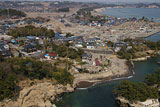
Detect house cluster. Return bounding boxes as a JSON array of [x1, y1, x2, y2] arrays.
[[113, 41, 132, 52], [53, 32, 76, 42], [139, 24, 152, 33], [0, 20, 17, 35], [82, 53, 92, 63], [0, 17, 50, 35], [74, 36, 107, 50], [17, 17, 50, 25], [0, 40, 11, 58], [0, 34, 60, 61], [81, 52, 111, 72], [53, 32, 107, 50], [59, 18, 72, 27], [69, 13, 139, 27]]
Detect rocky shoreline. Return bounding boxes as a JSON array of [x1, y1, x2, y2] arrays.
[[0, 56, 155, 107], [0, 80, 74, 107], [143, 31, 160, 38], [76, 61, 134, 89], [131, 51, 160, 62], [0, 58, 135, 107], [116, 97, 160, 107]]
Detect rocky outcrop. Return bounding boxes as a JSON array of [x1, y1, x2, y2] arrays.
[[116, 97, 160, 107], [0, 81, 74, 107], [131, 57, 148, 61]]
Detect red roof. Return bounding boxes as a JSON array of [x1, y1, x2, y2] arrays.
[[48, 52, 57, 57], [66, 105, 70, 107], [95, 58, 100, 66]]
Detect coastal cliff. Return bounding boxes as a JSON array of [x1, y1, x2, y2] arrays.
[[0, 80, 74, 107], [116, 97, 159, 107]]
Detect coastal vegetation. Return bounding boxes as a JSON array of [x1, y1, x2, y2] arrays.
[[8, 25, 55, 38], [114, 80, 159, 102], [117, 47, 136, 60], [117, 39, 160, 60], [145, 40, 160, 50], [0, 57, 74, 101], [0, 66, 17, 101], [76, 7, 106, 22], [145, 68, 160, 87], [114, 68, 160, 103], [0, 9, 26, 17]]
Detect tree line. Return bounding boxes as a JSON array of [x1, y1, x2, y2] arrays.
[[0, 9, 26, 17], [0, 57, 74, 101], [114, 68, 160, 102], [8, 25, 55, 38], [117, 39, 160, 60], [51, 43, 84, 60]]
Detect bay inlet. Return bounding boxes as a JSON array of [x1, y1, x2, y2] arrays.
[[56, 8, 160, 107]]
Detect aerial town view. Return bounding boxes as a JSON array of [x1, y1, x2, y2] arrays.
[[0, 0, 160, 107]]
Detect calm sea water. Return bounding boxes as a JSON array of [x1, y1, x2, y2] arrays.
[[56, 8, 160, 107], [102, 8, 160, 22], [56, 56, 160, 107], [144, 32, 160, 42]]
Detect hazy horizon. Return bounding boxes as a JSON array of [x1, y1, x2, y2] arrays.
[[2, 0, 160, 3]]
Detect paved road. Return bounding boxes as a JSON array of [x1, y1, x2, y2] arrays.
[[81, 48, 113, 54]]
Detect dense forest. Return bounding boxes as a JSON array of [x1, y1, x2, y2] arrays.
[[0, 9, 26, 17], [114, 68, 160, 102], [0, 57, 74, 101], [8, 25, 55, 38]]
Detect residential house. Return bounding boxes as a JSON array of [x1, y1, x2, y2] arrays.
[[86, 38, 96, 43], [65, 23, 72, 27], [140, 26, 147, 31], [11, 39, 18, 45], [0, 35, 12, 41], [53, 32, 63, 40], [0, 40, 11, 57], [114, 42, 127, 52], [0, 40, 9, 50], [26, 36, 39, 45], [44, 52, 58, 60], [95, 58, 100, 66], [39, 39, 45, 45], [82, 53, 92, 63], [74, 36, 84, 48], [87, 42, 95, 49], [95, 37, 101, 42], [16, 37, 27, 42], [75, 39, 83, 48], [22, 44, 36, 53], [29, 50, 45, 59], [53, 40, 63, 45]]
